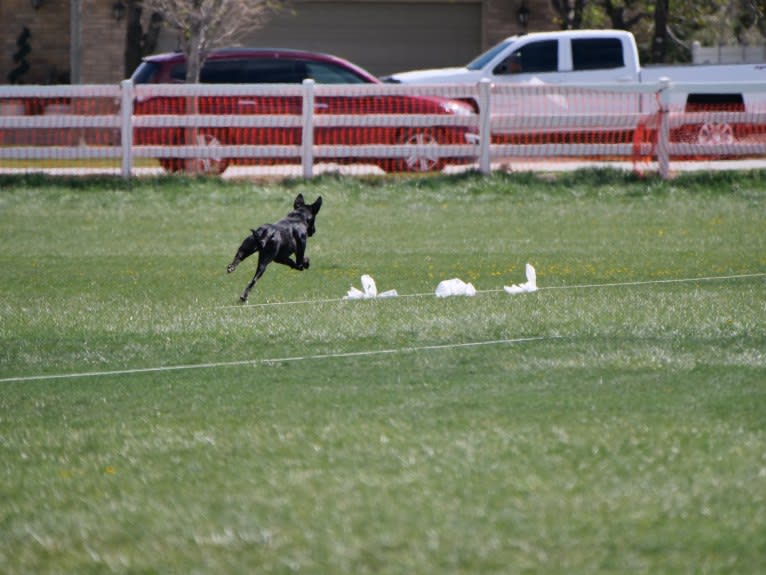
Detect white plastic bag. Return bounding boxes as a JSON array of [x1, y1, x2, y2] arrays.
[[344, 274, 398, 300], [504, 263, 538, 295], [435, 278, 477, 298]]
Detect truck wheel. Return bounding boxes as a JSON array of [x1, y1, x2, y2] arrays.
[[697, 122, 734, 146]]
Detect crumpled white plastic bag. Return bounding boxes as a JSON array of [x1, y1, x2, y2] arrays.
[[435, 278, 477, 298], [504, 263, 538, 295], [344, 274, 398, 300]]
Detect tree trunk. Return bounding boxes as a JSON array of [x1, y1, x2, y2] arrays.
[[124, 1, 143, 78], [651, 0, 669, 63]]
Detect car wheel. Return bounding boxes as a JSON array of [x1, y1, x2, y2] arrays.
[[697, 122, 734, 146], [157, 131, 229, 175], [158, 158, 183, 172], [187, 132, 229, 175], [392, 129, 443, 173]]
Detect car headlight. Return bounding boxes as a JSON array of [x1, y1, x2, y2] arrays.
[[442, 100, 475, 116]]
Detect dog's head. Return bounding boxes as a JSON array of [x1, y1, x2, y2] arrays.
[[293, 193, 323, 237], [226, 231, 260, 273]]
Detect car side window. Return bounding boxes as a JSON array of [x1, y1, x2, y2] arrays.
[[167, 62, 244, 83], [243, 60, 308, 83], [572, 38, 625, 71], [169, 63, 186, 82], [494, 40, 558, 75], [305, 61, 368, 84], [200, 61, 246, 83]]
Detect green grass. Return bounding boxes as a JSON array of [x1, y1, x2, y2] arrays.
[[1, 170, 765, 574]]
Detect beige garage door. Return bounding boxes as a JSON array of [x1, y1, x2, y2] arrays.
[[243, 1, 482, 77]]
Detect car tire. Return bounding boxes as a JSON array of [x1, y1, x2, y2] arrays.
[[158, 131, 229, 175], [384, 128, 444, 173], [696, 122, 734, 146]]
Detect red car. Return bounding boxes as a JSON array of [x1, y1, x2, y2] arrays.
[[130, 48, 477, 173]]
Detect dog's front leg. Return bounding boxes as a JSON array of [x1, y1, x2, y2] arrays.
[[274, 256, 309, 271], [291, 229, 310, 271], [293, 241, 310, 270]]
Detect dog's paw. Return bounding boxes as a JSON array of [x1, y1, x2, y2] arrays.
[[239, 294, 248, 303], [227, 264, 236, 273], [302, 258, 310, 270]]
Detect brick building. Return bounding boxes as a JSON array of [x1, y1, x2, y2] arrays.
[[1, 0, 556, 85]]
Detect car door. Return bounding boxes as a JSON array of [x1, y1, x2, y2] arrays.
[[235, 59, 305, 148]]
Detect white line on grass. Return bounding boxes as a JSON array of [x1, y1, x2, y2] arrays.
[[4, 272, 762, 384], [0, 336, 559, 384], [218, 272, 766, 310], [537, 272, 766, 291]]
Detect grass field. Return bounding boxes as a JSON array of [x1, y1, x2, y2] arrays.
[[1, 170, 765, 574]]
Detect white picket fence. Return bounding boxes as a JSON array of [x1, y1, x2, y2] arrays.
[[2, 79, 766, 179], [692, 41, 766, 65]]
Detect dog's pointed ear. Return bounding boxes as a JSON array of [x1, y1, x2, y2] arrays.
[[311, 196, 323, 215], [250, 228, 258, 236], [294, 193, 305, 209]]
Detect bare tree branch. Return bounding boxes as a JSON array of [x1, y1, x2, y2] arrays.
[[141, 0, 283, 81]]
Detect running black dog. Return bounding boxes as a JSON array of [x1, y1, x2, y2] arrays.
[[227, 194, 323, 302]]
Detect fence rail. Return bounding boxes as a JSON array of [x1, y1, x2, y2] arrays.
[[1, 79, 766, 179]]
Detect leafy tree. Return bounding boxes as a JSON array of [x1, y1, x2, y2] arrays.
[[550, 0, 588, 28], [555, 0, 765, 63]]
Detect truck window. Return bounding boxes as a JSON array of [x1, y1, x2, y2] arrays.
[[572, 38, 625, 71], [467, 39, 515, 71], [495, 40, 557, 75]]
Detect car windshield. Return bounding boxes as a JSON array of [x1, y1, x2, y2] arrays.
[[130, 61, 160, 84], [466, 39, 516, 70]]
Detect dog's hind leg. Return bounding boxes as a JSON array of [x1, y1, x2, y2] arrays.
[[240, 253, 272, 302]]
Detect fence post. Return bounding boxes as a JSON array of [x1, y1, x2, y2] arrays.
[[301, 79, 315, 179], [120, 79, 133, 179], [657, 78, 671, 179], [478, 78, 491, 175]]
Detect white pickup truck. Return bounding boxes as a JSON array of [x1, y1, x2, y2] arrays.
[[385, 29, 766, 145], [386, 29, 764, 91]]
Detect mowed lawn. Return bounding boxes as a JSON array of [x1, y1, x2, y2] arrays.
[[0, 171, 764, 574]]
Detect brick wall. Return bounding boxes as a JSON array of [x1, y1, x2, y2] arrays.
[[0, 0, 126, 85], [485, 0, 557, 46], [79, 0, 127, 83], [1, 0, 554, 85]]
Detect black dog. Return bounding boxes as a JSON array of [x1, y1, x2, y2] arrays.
[[227, 193, 323, 302]]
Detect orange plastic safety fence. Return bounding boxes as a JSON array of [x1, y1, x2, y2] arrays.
[[0, 96, 117, 147]]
